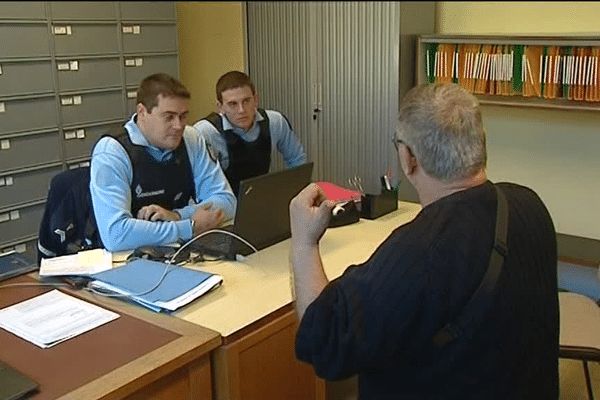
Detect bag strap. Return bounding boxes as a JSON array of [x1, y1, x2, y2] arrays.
[[432, 185, 509, 346]]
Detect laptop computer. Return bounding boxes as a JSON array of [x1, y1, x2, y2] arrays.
[[188, 162, 314, 259], [0, 360, 39, 400], [0, 253, 37, 283]]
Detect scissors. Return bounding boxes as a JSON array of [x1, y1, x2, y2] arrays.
[[348, 175, 364, 194]]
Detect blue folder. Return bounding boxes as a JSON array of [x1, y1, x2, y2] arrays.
[[88, 259, 223, 312]]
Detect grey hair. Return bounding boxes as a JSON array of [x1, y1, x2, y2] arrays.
[[397, 83, 487, 182]]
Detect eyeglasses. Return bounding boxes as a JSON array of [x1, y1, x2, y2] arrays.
[[391, 137, 406, 152], [392, 137, 414, 157]]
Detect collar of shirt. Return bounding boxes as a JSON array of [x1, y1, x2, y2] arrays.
[[221, 109, 264, 141], [126, 114, 175, 162]]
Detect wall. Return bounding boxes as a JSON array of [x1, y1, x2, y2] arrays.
[[176, 2, 245, 124], [437, 2, 600, 35], [437, 2, 600, 258]]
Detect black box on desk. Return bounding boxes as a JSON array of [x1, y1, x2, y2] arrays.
[[360, 190, 398, 219]]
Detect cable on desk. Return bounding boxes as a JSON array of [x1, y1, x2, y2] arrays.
[[85, 261, 174, 299], [169, 228, 259, 264]]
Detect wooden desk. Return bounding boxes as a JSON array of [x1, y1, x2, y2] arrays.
[[174, 201, 422, 399], [0, 275, 221, 400]]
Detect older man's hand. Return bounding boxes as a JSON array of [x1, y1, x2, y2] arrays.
[[289, 183, 336, 246]]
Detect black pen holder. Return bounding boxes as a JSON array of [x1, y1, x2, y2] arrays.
[[360, 190, 398, 220]]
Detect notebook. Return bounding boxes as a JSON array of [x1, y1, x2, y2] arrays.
[[0, 360, 39, 400], [189, 162, 314, 259]]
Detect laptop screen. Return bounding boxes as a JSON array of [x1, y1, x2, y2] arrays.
[[233, 162, 314, 252], [186, 162, 314, 259]]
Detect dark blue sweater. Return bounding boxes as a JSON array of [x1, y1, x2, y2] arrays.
[[296, 181, 558, 399]]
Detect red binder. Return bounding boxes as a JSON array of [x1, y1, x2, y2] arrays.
[[315, 181, 361, 203]]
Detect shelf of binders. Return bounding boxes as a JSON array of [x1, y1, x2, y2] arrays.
[[417, 35, 600, 111]]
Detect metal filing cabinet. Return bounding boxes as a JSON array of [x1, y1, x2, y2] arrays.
[[0, 61, 54, 96], [56, 57, 122, 91], [0, 2, 179, 259], [0, 24, 51, 58], [121, 1, 179, 118], [63, 121, 123, 162], [0, 166, 63, 209]]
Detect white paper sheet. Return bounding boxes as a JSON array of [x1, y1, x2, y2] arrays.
[[0, 290, 119, 348]]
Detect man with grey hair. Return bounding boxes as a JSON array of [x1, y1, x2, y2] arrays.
[[290, 83, 558, 399]]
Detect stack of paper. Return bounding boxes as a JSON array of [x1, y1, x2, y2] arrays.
[[0, 290, 119, 348], [88, 259, 223, 312], [39, 248, 113, 277]]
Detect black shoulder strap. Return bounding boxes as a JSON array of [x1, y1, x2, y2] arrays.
[[257, 108, 269, 121], [432, 185, 509, 346], [203, 112, 224, 133]]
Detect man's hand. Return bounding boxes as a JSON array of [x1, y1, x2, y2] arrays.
[[137, 204, 181, 222], [290, 183, 336, 246], [289, 183, 334, 320], [191, 202, 224, 236]]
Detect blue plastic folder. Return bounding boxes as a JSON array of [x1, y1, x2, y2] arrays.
[[88, 259, 223, 312]]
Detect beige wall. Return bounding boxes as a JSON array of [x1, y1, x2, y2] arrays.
[[437, 2, 600, 241], [437, 2, 600, 35], [177, 2, 245, 123]]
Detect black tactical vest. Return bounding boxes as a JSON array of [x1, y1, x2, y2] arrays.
[[103, 130, 196, 216], [203, 109, 271, 195]]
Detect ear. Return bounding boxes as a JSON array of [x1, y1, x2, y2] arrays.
[[254, 92, 260, 108], [136, 102, 147, 117], [216, 100, 223, 114], [398, 145, 417, 177]]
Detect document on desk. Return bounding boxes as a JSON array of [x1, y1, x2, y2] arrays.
[[0, 289, 119, 348], [39, 248, 113, 277]]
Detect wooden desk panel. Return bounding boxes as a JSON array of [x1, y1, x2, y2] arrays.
[[213, 305, 325, 400]]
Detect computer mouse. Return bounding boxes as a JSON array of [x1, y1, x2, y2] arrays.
[[329, 200, 360, 228], [130, 245, 192, 263], [131, 245, 166, 261], [163, 246, 192, 264]]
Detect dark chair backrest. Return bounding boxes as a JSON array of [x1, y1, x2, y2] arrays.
[[37, 166, 102, 263]]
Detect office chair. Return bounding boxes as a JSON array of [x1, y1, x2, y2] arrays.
[[557, 258, 600, 305], [559, 292, 600, 400]]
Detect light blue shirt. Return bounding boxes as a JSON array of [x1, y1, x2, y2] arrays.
[[193, 109, 307, 170], [90, 115, 236, 252]]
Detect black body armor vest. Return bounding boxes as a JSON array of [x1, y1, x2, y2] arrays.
[[203, 109, 271, 195], [104, 130, 196, 216]]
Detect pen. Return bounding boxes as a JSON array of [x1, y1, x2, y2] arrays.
[[382, 175, 391, 191], [385, 167, 392, 191], [348, 175, 364, 194]]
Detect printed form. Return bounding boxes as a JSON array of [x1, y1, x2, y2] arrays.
[[0, 290, 119, 348]]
